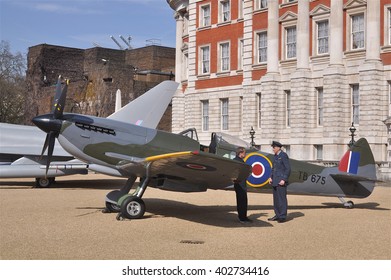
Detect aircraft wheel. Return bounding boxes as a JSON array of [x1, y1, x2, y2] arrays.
[[105, 202, 120, 213], [120, 196, 145, 219], [345, 201, 354, 209], [35, 177, 54, 188]]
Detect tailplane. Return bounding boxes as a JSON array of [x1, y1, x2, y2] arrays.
[[108, 80, 178, 128]]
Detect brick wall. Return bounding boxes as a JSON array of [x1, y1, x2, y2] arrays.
[[26, 44, 175, 131]]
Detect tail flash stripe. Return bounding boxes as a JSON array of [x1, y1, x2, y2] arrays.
[[338, 151, 360, 174], [349, 151, 360, 174]]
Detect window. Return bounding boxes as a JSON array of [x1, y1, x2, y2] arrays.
[[285, 90, 291, 127], [317, 20, 329, 54], [219, 42, 230, 72], [200, 46, 210, 74], [389, 82, 391, 117], [286, 26, 297, 59], [257, 93, 262, 128], [220, 0, 230, 23], [200, 5, 211, 27], [238, 39, 244, 70], [351, 14, 364, 49], [239, 96, 243, 131], [256, 0, 267, 9], [352, 84, 360, 125], [257, 32, 267, 63], [385, 7, 391, 46], [389, 81, 391, 105], [202, 100, 209, 131], [182, 52, 188, 81], [389, 8, 391, 44], [315, 145, 323, 161], [317, 87, 324, 126], [221, 98, 229, 130], [238, 0, 244, 19]]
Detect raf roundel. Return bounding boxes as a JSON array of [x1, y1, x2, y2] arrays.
[[244, 152, 273, 188]]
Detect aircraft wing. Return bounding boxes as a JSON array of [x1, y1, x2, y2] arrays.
[[0, 122, 70, 157], [115, 151, 252, 192]]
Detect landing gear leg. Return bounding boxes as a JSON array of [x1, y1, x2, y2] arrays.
[[103, 175, 137, 213], [116, 177, 150, 220], [338, 197, 354, 209]]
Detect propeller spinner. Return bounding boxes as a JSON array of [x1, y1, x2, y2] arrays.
[[32, 77, 69, 177]]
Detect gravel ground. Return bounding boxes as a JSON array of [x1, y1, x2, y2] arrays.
[[0, 174, 390, 260]]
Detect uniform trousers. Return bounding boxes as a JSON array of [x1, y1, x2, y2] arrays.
[[234, 182, 248, 220], [272, 185, 288, 219]]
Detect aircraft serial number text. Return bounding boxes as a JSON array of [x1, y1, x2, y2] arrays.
[[299, 172, 326, 185]]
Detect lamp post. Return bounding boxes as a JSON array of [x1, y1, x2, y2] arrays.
[[349, 122, 356, 147], [249, 126, 255, 147]]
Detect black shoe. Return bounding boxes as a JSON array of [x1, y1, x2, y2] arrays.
[[239, 218, 253, 223], [267, 216, 278, 221], [277, 218, 286, 223]]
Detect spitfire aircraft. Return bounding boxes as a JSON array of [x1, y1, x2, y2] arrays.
[[32, 78, 378, 220]]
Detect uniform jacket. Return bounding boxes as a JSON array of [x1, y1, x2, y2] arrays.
[[233, 156, 247, 189], [271, 151, 291, 186]]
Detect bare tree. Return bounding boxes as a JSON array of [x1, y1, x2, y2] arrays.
[[0, 40, 27, 124]]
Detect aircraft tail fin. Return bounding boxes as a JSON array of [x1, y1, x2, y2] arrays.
[[108, 80, 179, 128], [338, 138, 376, 177], [334, 138, 377, 198]]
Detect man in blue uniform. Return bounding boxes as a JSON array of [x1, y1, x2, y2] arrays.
[[268, 141, 291, 223]]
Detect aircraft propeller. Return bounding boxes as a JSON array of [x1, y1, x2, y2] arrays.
[[32, 76, 69, 176]]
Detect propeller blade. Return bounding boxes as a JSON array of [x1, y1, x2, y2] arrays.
[[53, 79, 69, 119], [40, 133, 50, 158], [45, 131, 56, 177], [52, 76, 62, 114]]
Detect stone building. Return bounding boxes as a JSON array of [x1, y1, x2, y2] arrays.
[[167, 0, 391, 180], [26, 44, 175, 131]]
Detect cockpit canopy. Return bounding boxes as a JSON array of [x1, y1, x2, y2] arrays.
[[178, 128, 254, 159]]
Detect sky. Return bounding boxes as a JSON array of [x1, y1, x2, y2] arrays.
[[0, 0, 177, 55]]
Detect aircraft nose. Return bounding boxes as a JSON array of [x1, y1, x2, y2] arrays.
[[32, 115, 62, 134]]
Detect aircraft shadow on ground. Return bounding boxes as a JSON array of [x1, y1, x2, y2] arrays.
[[77, 197, 387, 228], [140, 198, 388, 227], [76, 199, 307, 228]]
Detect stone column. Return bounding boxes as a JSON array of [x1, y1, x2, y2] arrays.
[[296, 0, 309, 70], [174, 12, 184, 83], [323, 0, 346, 157], [242, 0, 254, 85], [266, 0, 279, 74], [260, 0, 281, 142], [366, 0, 381, 62], [287, 0, 312, 158], [329, 0, 343, 66], [323, 72, 349, 146]]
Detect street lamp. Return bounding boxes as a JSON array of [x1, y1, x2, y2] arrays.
[[249, 126, 255, 147], [349, 122, 356, 147]]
